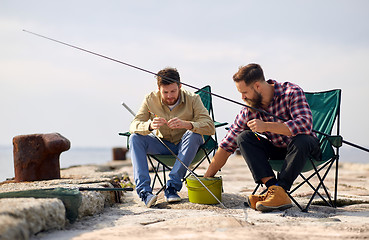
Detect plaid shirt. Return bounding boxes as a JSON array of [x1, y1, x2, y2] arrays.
[[220, 80, 315, 153]]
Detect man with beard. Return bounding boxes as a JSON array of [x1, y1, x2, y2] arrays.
[[204, 63, 321, 212], [129, 67, 215, 208]]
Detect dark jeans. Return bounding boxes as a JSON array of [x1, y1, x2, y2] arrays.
[[236, 130, 321, 191]]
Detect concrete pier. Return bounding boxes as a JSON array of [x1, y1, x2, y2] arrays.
[[0, 161, 132, 240]]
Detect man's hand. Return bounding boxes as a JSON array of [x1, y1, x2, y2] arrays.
[[247, 119, 267, 133], [150, 117, 193, 130], [167, 117, 193, 130], [247, 119, 292, 136], [150, 117, 167, 130]]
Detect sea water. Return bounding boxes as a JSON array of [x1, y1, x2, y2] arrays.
[[0, 145, 368, 182]]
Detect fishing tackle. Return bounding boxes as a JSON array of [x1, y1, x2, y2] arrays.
[[23, 30, 369, 153]]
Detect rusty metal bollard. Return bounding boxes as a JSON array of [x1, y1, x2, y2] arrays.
[[13, 133, 71, 182], [112, 147, 128, 160]]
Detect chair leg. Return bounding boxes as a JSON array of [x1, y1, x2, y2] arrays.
[[334, 155, 340, 207], [147, 156, 165, 191], [308, 158, 336, 206], [156, 163, 168, 195], [183, 157, 202, 179], [148, 155, 178, 195], [183, 148, 213, 180], [286, 192, 304, 211], [290, 159, 332, 195], [156, 185, 166, 195], [299, 174, 331, 208], [300, 158, 337, 211], [252, 184, 262, 195], [252, 184, 268, 195]]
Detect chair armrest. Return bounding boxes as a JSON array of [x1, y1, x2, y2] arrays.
[[118, 132, 131, 149], [325, 135, 343, 148], [119, 132, 131, 137], [214, 121, 228, 128]]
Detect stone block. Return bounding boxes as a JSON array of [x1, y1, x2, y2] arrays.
[[0, 215, 29, 240], [13, 133, 70, 182], [0, 198, 65, 240]]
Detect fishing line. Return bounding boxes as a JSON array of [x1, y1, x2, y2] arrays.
[[22, 29, 273, 119], [23, 29, 369, 153]]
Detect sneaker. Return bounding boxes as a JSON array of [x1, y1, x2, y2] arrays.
[[165, 187, 181, 203], [245, 192, 268, 210], [255, 185, 293, 212], [139, 191, 157, 208]]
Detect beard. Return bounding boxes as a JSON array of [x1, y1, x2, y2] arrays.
[[244, 89, 263, 112], [163, 96, 179, 106]]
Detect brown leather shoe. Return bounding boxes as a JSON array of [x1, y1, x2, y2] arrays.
[[255, 185, 292, 212], [246, 193, 268, 210]]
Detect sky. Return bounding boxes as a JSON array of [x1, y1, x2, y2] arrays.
[[1, 0, 369, 157]]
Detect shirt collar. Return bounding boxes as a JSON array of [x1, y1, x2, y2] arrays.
[[179, 89, 185, 103], [267, 79, 283, 98]]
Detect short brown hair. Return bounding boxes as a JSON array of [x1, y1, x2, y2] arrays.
[[156, 67, 180, 87], [233, 63, 265, 85]]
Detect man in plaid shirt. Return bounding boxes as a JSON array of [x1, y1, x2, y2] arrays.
[[204, 63, 321, 212]]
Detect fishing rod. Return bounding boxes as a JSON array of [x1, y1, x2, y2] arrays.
[[23, 30, 369, 153], [121, 102, 226, 208]]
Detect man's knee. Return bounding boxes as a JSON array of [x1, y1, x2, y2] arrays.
[[129, 133, 146, 146], [192, 132, 203, 143], [289, 134, 321, 159], [184, 131, 203, 145], [236, 130, 254, 146], [289, 135, 311, 150]]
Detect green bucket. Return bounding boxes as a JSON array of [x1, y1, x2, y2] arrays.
[[185, 175, 222, 204]]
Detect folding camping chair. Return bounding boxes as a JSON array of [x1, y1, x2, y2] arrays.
[[252, 89, 342, 212], [120, 85, 227, 194]]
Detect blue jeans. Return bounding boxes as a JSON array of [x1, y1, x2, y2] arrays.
[[129, 131, 204, 196]]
